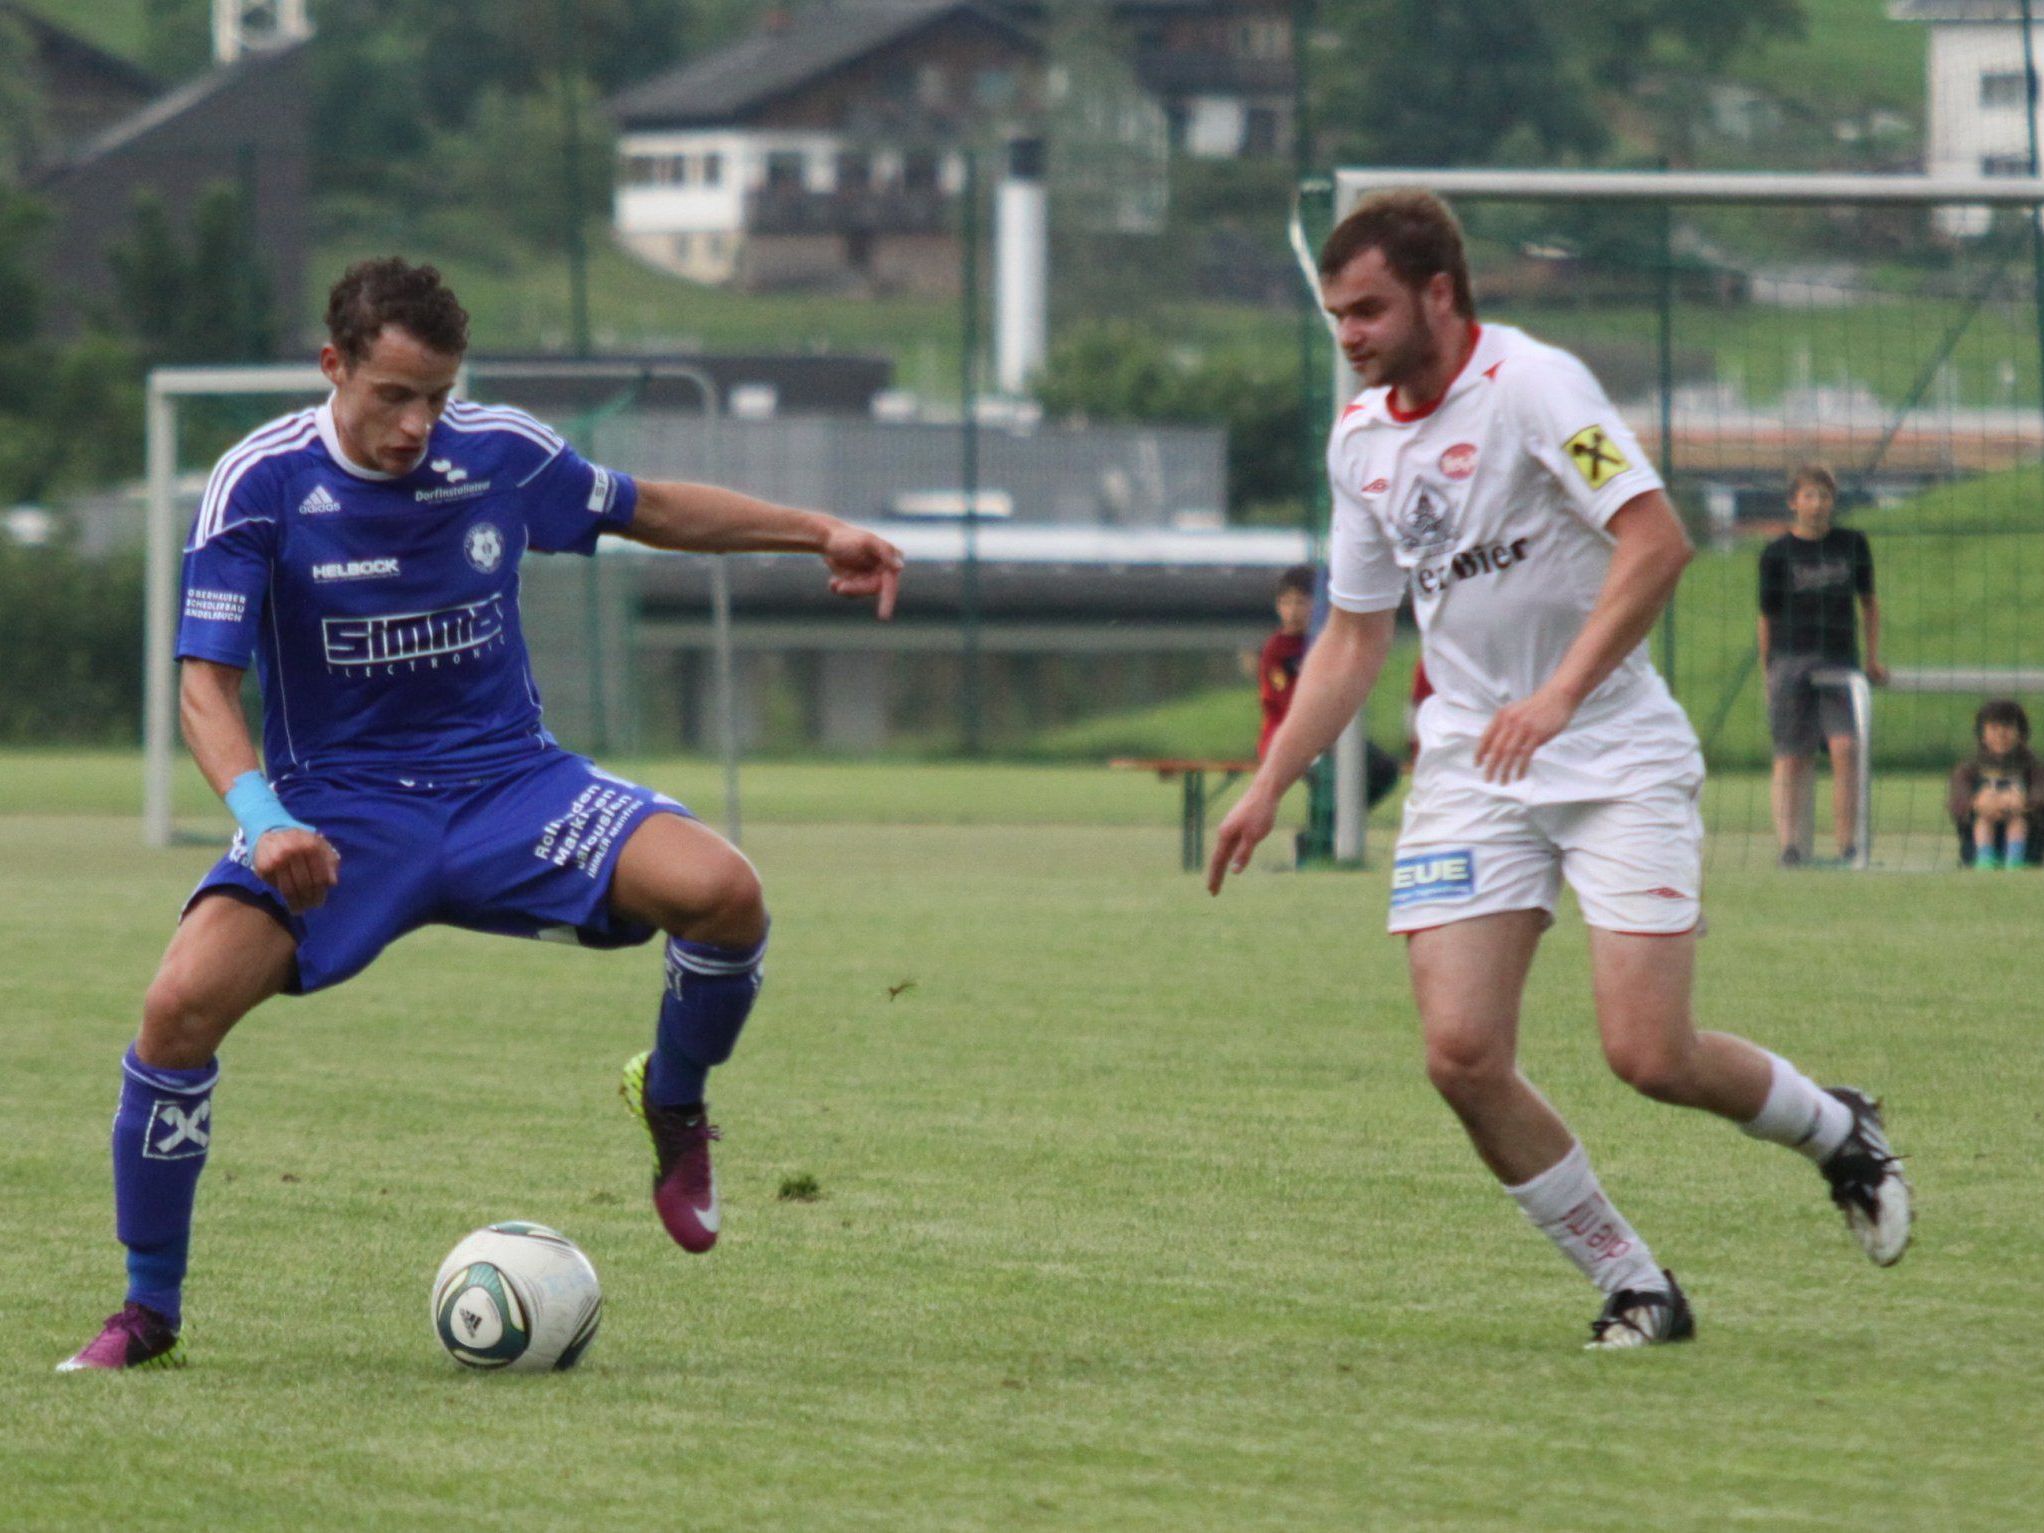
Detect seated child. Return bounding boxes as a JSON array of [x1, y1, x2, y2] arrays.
[[1947, 699, 2044, 869]]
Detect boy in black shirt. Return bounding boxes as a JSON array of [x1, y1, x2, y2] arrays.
[[1758, 465, 1886, 865]]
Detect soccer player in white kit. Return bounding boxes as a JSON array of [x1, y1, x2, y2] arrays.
[[1209, 190, 1912, 1347]]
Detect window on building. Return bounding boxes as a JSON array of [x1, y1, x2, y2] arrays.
[[1234, 20, 1283, 59], [766, 151, 805, 191], [918, 63, 948, 108], [1983, 153, 2034, 177], [1244, 107, 1280, 157], [974, 68, 1015, 110], [837, 151, 872, 192], [903, 150, 939, 191], [702, 152, 723, 187], [1982, 71, 2032, 110]]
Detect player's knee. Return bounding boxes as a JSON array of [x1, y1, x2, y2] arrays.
[[1602, 1034, 1694, 1103], [1423, 1030, 1513, 1105], [701, 856, 766, 941], [660, 854, 766, 947], [139, 965, 239, 1068]]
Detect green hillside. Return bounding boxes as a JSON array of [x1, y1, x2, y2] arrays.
[[1735, 0, 1925, 117], [15, 0, 150, 64], [1674, 467, 2042, 770]]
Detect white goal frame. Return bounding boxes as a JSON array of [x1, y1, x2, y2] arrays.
[[1307, 166, 2044, 869], [144, 365, 335, 847]]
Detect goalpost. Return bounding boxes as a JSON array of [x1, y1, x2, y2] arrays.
[[1307, 167, 2044, 872], [143, 365, 330, 848]]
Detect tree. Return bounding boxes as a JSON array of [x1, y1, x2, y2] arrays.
[[143, 0, 214, 83], [0, 13, 44, 180], [1315, 0, 1808, 167], [421, 79, 615, 254], [1034, 322, 1311, 519], [106, 184, 274, 366]]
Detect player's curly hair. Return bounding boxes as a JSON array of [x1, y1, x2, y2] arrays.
[[1318, 189, 1475, 318], [325, 257, 470, 364]]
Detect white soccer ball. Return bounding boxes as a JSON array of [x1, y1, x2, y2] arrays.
[[431, 1221, 602, 1372]]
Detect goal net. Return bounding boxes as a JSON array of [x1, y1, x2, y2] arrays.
[[1317, 169, 2044, 873]]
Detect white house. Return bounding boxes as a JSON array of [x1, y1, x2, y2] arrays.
[[1891, 2, 2043, 230]]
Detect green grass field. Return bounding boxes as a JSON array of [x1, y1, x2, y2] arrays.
[[3, 757, 2040, 1530]]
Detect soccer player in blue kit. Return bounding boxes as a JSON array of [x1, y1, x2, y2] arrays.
[[58, 259, 904, 1371]]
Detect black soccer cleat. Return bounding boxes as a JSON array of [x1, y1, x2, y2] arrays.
[[1586, 1270, 1696, 1350], [1819, 1087, 1912, 1267]]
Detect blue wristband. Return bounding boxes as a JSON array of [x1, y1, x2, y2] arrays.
[[224, 770, 313, 850]]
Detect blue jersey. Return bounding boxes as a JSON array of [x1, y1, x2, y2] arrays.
[[176, 398, 638, 778]]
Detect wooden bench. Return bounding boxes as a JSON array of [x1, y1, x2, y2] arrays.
[[1110, 758, 1260, 872]]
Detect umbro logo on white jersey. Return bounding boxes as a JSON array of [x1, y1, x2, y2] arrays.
[[298, 485, 343, 516]]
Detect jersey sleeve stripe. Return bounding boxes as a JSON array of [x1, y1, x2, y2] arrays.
[[191, 418, 318, 549], [444, 400, 567, 449], [195, 414, 313, 531], [195, 417, 308, 542]]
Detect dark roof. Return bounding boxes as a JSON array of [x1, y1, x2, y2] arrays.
[[471, 354, 895, 417], [31, 37, 307, 183], [0, 3, 160, 96], [1888, 1, 2029, 19], [610, 0, 1034, 129]]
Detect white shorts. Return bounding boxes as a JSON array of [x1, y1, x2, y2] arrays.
[[1387, 726, 1705, 936]]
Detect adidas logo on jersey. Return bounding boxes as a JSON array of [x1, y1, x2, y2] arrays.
[[299, 485, 343, 516]]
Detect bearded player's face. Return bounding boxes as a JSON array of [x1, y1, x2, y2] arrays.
[[320, 325, 463, 476], [1323, 247, 1451, 392]]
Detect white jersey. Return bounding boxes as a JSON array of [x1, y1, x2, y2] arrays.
[[1327, 323, 1689, 745]]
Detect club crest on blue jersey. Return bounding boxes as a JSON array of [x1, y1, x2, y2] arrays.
[[465, 522, 505, 573], [1391, 849, 1478, 909]]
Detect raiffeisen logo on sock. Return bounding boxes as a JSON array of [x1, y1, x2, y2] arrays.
[[142, 1099, 212, 1161]]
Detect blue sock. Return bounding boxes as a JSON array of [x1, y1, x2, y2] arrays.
[[113, 1046, 219, 1327], [645, 932, 766, 1109]]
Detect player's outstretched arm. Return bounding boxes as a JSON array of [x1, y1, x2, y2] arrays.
[[1208, 606, 1396, 895], [623, 480, 904, 619], [180, 659, 339, 913], [1476, 491, 1691, 784]]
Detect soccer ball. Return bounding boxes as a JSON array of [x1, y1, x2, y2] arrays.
[[431, 1221, 602, 1372]]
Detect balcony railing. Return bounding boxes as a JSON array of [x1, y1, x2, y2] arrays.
[[744, 186, 953, 237]]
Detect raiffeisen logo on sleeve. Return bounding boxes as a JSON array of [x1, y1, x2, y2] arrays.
[[311, 557, 401, 583], [1390, 850, 1478, 910]]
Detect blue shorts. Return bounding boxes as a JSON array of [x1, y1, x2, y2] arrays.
[[187, 750, 692, 994]]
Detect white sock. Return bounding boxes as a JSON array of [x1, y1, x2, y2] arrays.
[[1505, 1142, 1666, 1297], [1740, 1051, 1852, 1163]]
